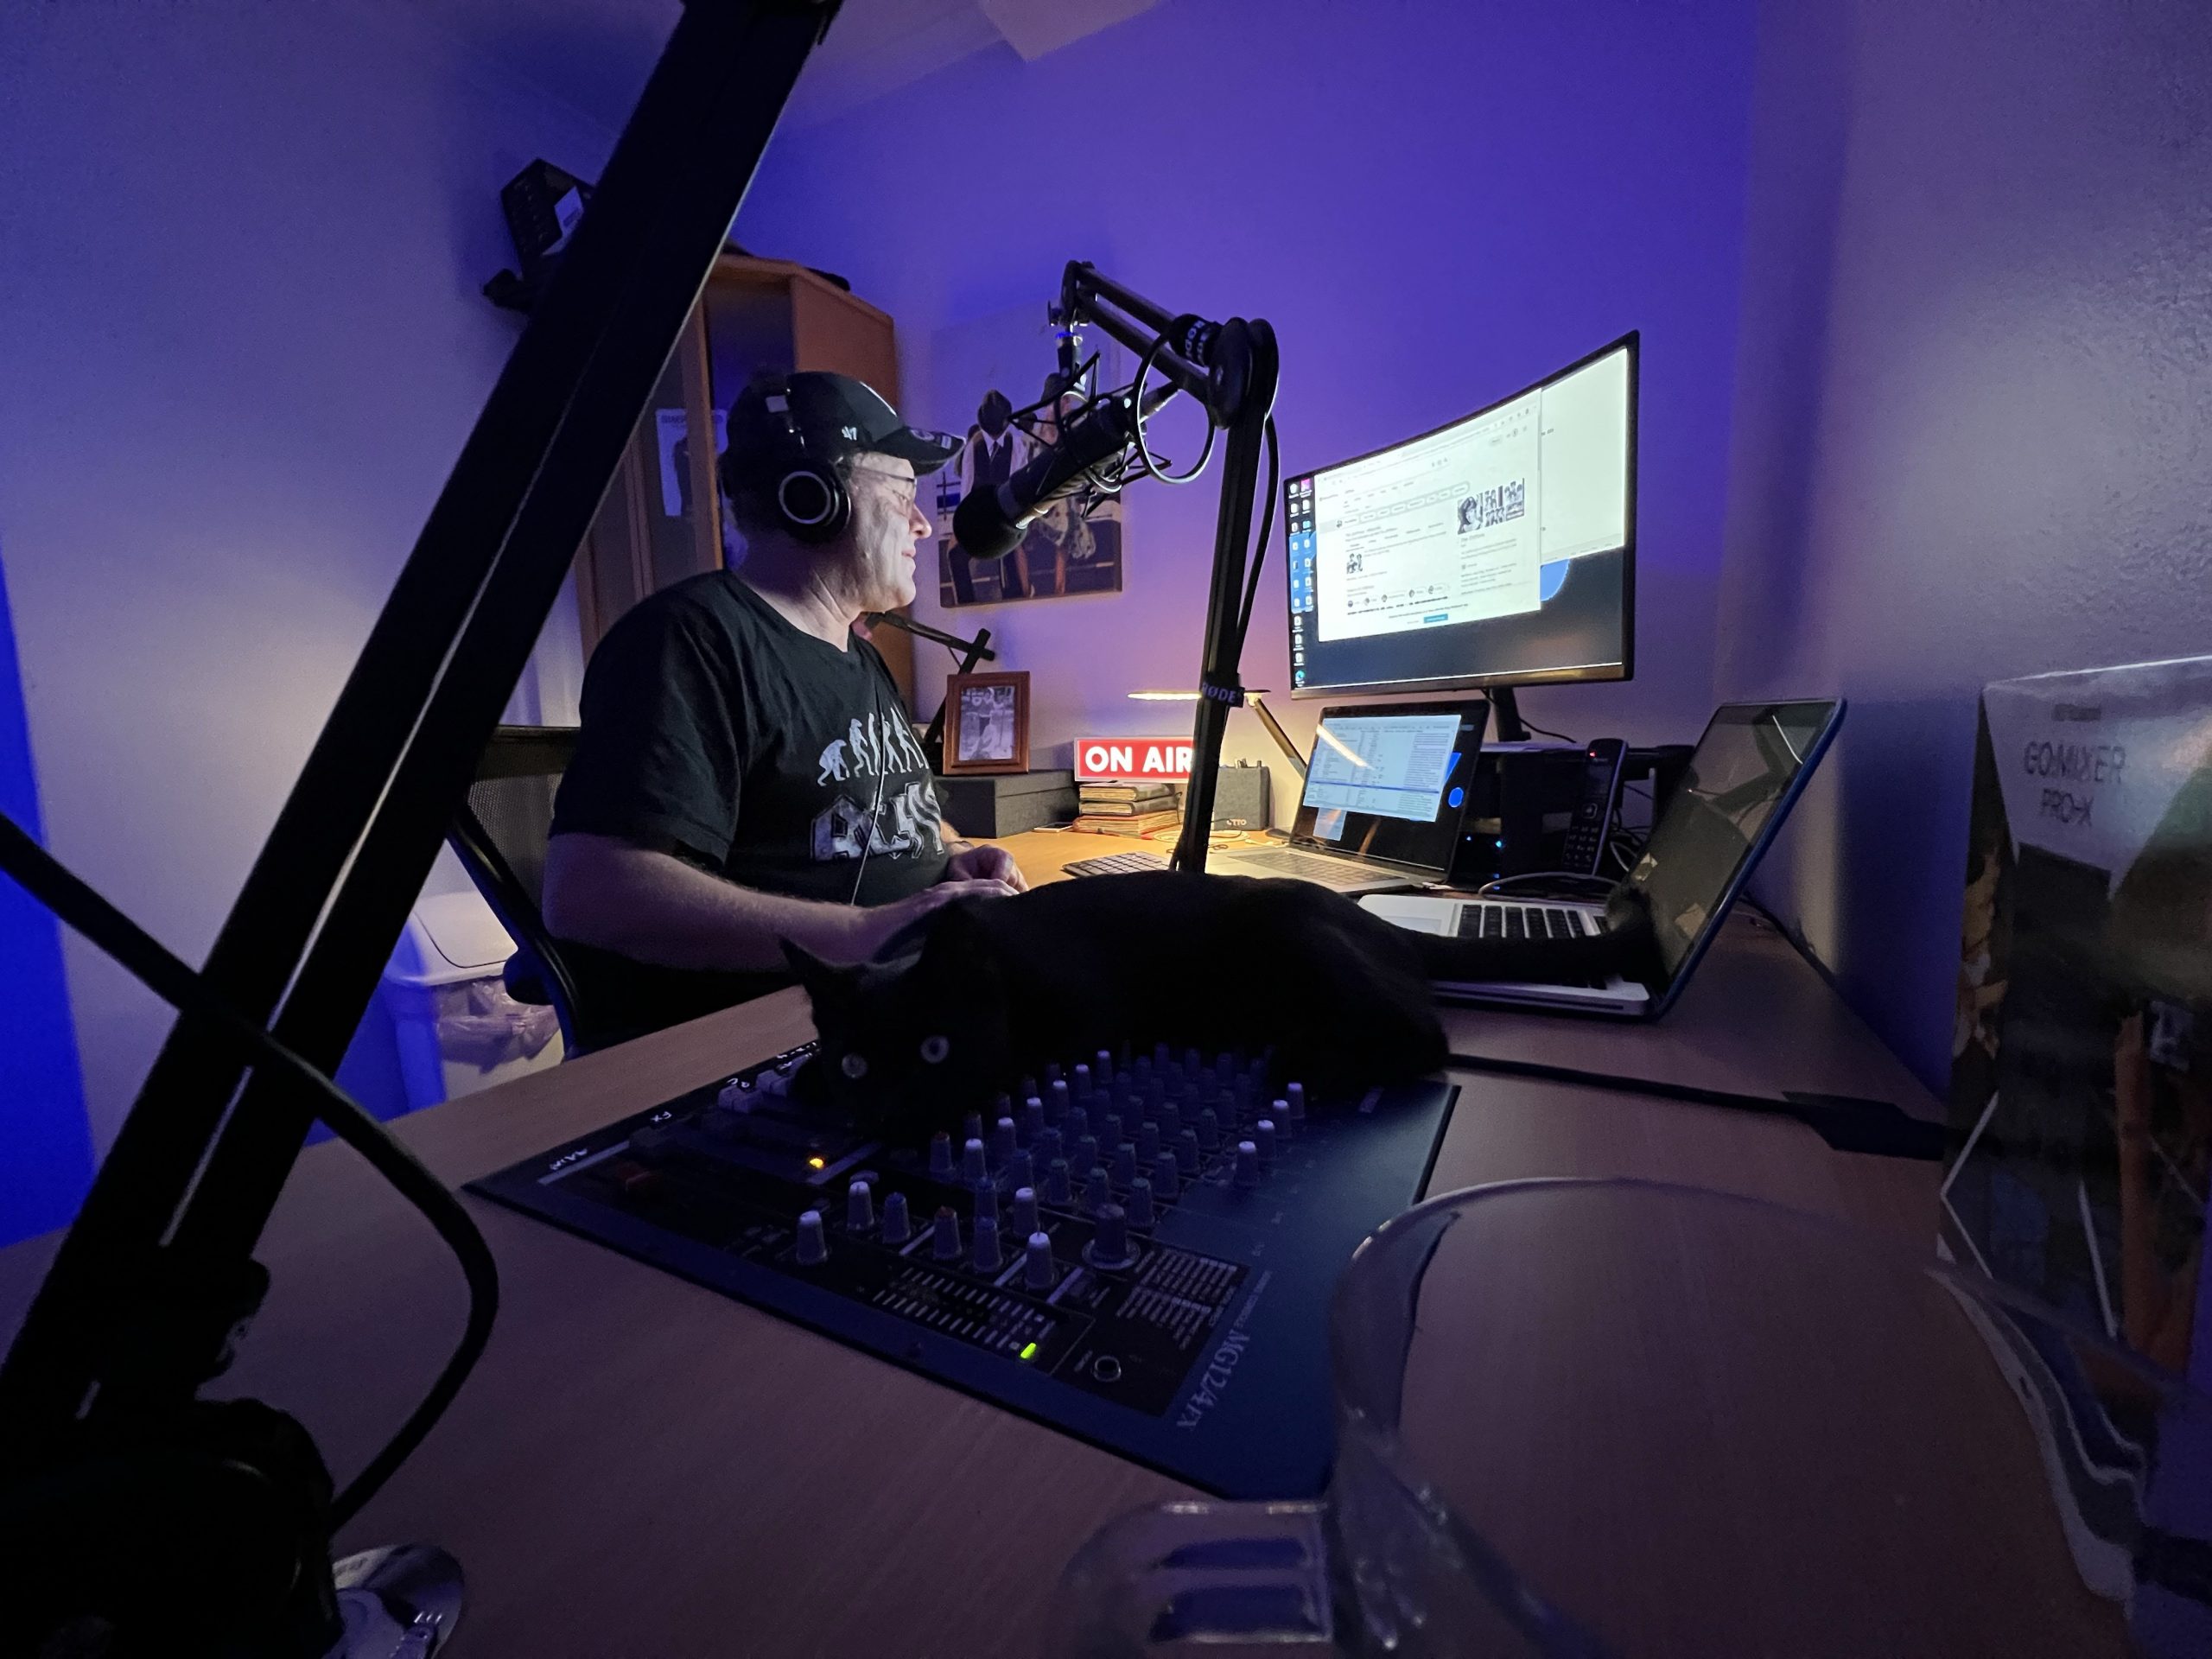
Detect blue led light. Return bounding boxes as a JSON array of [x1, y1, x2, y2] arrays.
[[1447, 786, 1465, 809]]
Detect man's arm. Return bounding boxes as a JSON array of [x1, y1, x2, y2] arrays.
[[543, 832, 1014, 971]]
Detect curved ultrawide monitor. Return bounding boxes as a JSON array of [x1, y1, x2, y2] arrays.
[[1285, 332, 1637, 699]]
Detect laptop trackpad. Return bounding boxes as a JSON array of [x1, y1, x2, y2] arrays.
[[1358, 894, 1453, 936]]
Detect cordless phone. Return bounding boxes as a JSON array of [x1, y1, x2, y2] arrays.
[[1561, 739, 1628, 874]]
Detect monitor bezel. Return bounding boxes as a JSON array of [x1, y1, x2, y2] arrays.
[[1285, 329, 1639, 701]]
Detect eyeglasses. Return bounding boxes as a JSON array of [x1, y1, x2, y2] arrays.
[[847, 464, 917, 493]]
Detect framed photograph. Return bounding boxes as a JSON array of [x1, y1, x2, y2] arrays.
[[943, 671, 1030, 775]]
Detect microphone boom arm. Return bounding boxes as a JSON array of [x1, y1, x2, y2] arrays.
[[1054, 263, 1279, 873]]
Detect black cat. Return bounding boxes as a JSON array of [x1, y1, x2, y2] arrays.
[[784, 872, 1656, 1135]]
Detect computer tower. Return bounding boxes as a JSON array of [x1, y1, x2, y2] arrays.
[[1449, 744, 1586, 887]]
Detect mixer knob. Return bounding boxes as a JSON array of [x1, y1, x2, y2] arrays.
[[962, 1137, 988, 1185], [1153, 1042, 1172, 1070], [1085, 1204, 1137, 1271], [1045, 1061, 1063, 1085], [880, 1192, 911, 1245], [1137, 1121, 1161, 1164], [1020, 1077, 1039, 1108], [1270, 1099, 1292, 1141], [1195, 1108, 1222, 1153], [931, 1206, 962, 1261], [1113, 1141, 1138, 1185], [1008, 1149, 1036, 1192], [1084, 1166, 1112, 1215], [1100, 1110, 1124, 1149], [1072, 1062, 1094, 1101], [1217, 1053, 1237, 1084], [1012, 1185, 1040, 1236], [1175, 1128, 1201, 1174], [1067, 1105, 1090, 1144], [1286, 1083, 1307, 1127], [994, 1116, 1017, 1166], [1183, 1047, 1203, 1077], [971, 1214, 1003, 1274], [1075, 1135, 1100, 1174], [1045, 1158, 1073, 1206], [1096, 1048, 1117, 1084], [1255, 1119, 1276, 1168], [1021, 1097, 1046, 1145], [1050, 1079, 1072, 1123], [963, 1111, 985, 1146], [795, 1210, 828, 1267], [846, 1179, 874, 1232], [1153, 1151, 1180, 1198], [1024, 1231, 1058, 1291], [1126, 1177, 1155, 1229], [1234, 1141, 1261, 1189], [1038, 1127, 1065, 1166], [928, 1131, 955, 1178], [973, 1179, 1000, 1227]]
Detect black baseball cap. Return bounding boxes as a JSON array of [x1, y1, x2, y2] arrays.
[[723, 370, 962, 483]]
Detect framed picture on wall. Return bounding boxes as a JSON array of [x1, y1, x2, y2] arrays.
[[942, 671, 1031, 775]]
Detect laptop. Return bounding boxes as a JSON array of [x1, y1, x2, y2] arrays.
[[1207, 701, 1486, 895], [1361, 700, 1845, 1015]]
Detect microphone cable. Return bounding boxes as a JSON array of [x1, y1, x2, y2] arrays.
[[0, 810, 499, 1531]]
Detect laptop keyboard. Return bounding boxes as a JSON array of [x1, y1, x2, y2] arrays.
[[1222, 849, 1388, 890], [1458, 902, 1614, 989], [1458, 903, 1596, 941]]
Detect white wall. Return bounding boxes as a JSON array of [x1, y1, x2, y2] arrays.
[[1717, 0, 2212, 1088], [735, 0, 1759, 796], [0, 1, 608, 1153]]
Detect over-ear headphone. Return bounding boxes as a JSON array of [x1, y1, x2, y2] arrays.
[[760, 377, 850, 544]]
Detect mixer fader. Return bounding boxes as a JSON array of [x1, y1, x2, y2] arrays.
[[472, 1042, 1457, 1496]]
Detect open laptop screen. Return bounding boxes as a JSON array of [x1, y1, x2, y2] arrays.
[[1292, 702, 1486, 875], [1624, 700, 1842, 979]]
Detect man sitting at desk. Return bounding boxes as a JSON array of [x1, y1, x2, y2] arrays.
[[543, 371, 1026, 1046]]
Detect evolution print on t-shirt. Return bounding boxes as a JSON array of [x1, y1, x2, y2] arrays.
[[812, 707, 945, 863]]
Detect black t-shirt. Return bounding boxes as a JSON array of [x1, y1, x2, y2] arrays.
[[550, 572, 950, 1041]]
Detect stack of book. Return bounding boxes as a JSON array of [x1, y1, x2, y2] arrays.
[[1071, 781, 1184, 836]]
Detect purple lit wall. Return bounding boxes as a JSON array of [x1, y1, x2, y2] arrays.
[[1715, 0, 2212, 1089], [0, 3, 607, 1209], [738, 0, 1760, 782]]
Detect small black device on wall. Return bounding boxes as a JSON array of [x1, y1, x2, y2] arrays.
[[483, 158, 594, 312]]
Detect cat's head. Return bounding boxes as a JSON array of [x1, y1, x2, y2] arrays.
[[781, 934, 1011, 1135]]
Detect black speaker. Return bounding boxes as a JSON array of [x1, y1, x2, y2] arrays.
[[1211, 763, 1272, 830]]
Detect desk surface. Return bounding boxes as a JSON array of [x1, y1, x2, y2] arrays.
[[2, 836, 1955, 1657]]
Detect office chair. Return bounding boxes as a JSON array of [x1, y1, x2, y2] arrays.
[[446, 725, 591, 1054]]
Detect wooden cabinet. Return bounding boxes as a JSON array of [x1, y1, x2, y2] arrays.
[[570, 255, 916, 702]]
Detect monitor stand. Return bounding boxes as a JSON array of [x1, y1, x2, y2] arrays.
[[1487, 686, 1533, 744]]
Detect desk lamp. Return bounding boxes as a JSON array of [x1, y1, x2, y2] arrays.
[[1127, 689, 1307, 782]]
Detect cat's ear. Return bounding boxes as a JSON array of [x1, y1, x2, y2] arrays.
[[781, 938, 859, 1006]]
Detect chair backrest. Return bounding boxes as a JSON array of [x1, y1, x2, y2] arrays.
[[447, 726, 585, 1050]]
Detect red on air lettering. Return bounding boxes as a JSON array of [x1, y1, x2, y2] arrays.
[[1075, 737, 1192, 782]]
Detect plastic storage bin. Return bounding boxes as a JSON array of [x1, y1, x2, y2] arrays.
[[379, 889, 563, 1112]]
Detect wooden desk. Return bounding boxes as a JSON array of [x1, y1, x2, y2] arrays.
[[0, 843, 1947, 1658]]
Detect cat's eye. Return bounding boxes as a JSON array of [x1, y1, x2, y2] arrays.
[[918, 1035, 950, 1065], [841, 1052, 869, 1079]]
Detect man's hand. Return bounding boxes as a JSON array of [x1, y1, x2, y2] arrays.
[[945, 842, 1029, 892], [851, 875, 1020, 959]]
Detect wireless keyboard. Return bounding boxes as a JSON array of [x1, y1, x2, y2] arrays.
[[1061, 849, 1172, 878]]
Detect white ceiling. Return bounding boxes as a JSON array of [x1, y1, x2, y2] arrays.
[[412, 0, 1160, 137]]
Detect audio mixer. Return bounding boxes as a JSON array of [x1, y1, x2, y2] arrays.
[[470, 1044, 1458, 1497]]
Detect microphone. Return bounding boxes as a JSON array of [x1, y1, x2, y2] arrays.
[[952, 385, 1174, 561]]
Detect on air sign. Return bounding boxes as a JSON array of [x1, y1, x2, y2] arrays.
[[1075, 737, 1192, 782]]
